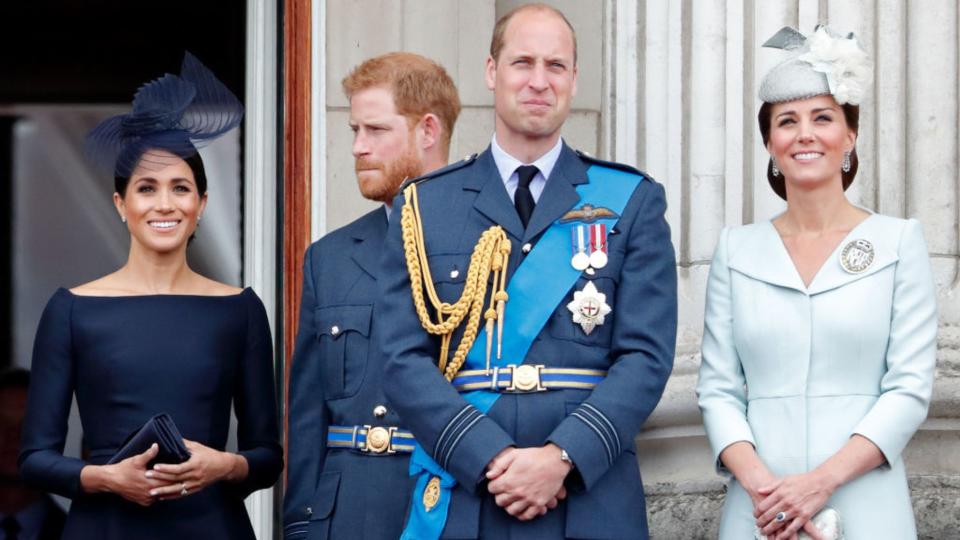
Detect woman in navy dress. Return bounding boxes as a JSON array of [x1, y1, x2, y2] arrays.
[[18, 53, 282, 539]]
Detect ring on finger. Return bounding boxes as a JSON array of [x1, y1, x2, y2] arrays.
[[180, 483, 189, 497], [774, 511, 787, 522]]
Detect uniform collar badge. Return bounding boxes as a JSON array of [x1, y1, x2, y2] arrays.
[[566, 281, 612, 335]]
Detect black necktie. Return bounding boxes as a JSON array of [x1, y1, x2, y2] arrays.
[[514, 165, 538, 228], [1, 515, 20, 540]]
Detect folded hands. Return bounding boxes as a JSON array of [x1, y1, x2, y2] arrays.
[[485, 443, 573, 521]]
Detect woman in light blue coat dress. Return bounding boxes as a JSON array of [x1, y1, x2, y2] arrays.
[[697, 26, 937, 540]]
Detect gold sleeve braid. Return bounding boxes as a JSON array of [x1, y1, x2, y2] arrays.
[[400, 182, 511, 381]]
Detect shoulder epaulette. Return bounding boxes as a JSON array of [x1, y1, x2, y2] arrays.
[[575, 149, 648, 178], [399, 153, 479, 191]]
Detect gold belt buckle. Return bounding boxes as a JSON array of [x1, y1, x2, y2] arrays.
[[362, 425, 397, 454], [507, 364, 545, 392]]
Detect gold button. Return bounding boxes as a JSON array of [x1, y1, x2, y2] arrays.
[[373, 405, 387, 418], [331, 325, 340, 336]]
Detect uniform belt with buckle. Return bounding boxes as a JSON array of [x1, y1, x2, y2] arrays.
[[327, 425, 416, 454], [451, 365, 607, 393]]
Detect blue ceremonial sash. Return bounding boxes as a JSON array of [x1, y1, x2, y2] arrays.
[[400, 165, 643, 540]]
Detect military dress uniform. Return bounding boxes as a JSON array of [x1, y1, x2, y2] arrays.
[[377, 142, 678, 539], [284, 208, 415, 540]]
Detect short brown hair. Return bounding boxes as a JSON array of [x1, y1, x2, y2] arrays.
[[342, 52, 461, 153], [758, 101, 860, 200], [489, 3, 578, 64]]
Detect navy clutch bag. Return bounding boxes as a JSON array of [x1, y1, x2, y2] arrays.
[[107, 413, 191, 467]]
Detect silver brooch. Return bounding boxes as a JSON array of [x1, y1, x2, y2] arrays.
[[839, 239, 874, 274], [566, 281, 612, 335]]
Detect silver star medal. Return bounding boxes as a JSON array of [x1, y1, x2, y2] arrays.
[[566, 281, 611, 335]]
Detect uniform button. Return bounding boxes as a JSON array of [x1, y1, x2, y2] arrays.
[[306, 506, 313, 516], [373, 405, 388, 418], [450, 269, 460, 279], [330, 325, 340, 336], [522, 243, 532, 254]]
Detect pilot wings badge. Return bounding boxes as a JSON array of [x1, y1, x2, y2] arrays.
[[559, 203, 619, 224]]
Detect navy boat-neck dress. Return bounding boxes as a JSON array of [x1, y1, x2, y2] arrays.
[[19, 287, 283, 540]]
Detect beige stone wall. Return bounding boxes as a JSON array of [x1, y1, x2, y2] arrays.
[[318, 1, 960, 538], [322, 0, 605, 233]]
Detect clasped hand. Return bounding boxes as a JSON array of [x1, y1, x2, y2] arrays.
[[102, 439, 240, 505], [485, 444, 572, 521], [753, 472, 831, 540], [145, 439, 242, 500]]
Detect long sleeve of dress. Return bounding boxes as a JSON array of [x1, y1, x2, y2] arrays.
[[852, 219, 938, 463], [225, 291, 283, 498], [697, 227, 757, 474], [19, 289, 87, 498]]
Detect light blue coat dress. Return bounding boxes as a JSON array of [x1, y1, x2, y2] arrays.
[[697, 214, 937, 539]]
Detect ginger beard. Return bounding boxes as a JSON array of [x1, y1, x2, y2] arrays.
[[355, 131, 424, 204]]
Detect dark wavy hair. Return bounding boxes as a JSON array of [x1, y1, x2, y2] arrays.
[[757, 101, 860, 200]]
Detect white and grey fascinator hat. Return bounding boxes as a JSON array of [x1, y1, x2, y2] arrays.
[[758, 25, 872, 106]]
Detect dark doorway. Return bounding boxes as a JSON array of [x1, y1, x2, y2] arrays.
[[0, 0, 246, 370], [0, 1, 245, 104]]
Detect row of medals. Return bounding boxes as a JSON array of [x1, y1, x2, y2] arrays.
[[567, 223, 611, 336]]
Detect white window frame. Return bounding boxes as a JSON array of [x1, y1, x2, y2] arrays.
[[243, 0, 279, 536]]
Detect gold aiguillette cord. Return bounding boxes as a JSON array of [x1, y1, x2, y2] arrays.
[[400, 182, 511, 381]]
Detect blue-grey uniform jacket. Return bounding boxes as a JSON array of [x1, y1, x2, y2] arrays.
[[284, 209, 415, 539], [377, 144, 678, 539]]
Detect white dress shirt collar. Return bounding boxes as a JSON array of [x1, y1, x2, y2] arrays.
[[490, 135, 564, 203]]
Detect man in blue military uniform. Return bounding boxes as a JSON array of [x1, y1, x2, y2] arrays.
[[283, 52, 461, 539], [379, 4, 677, 539]]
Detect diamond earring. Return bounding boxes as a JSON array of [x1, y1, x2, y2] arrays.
[[842, 151, 852, 173], [771, 158, 780, 177]]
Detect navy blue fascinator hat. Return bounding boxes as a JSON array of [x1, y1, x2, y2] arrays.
[[85, 52, 244, 178]]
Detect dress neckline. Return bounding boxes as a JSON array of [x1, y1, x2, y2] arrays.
[[766, 212, 876, 291], [60, 286, 250, 299]]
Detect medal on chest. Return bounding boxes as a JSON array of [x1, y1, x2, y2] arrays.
[[570, 223, 609, 274], [566, 280, 611, 335]]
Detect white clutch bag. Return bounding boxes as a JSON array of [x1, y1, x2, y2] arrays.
[[753, 507, 843, 540]]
